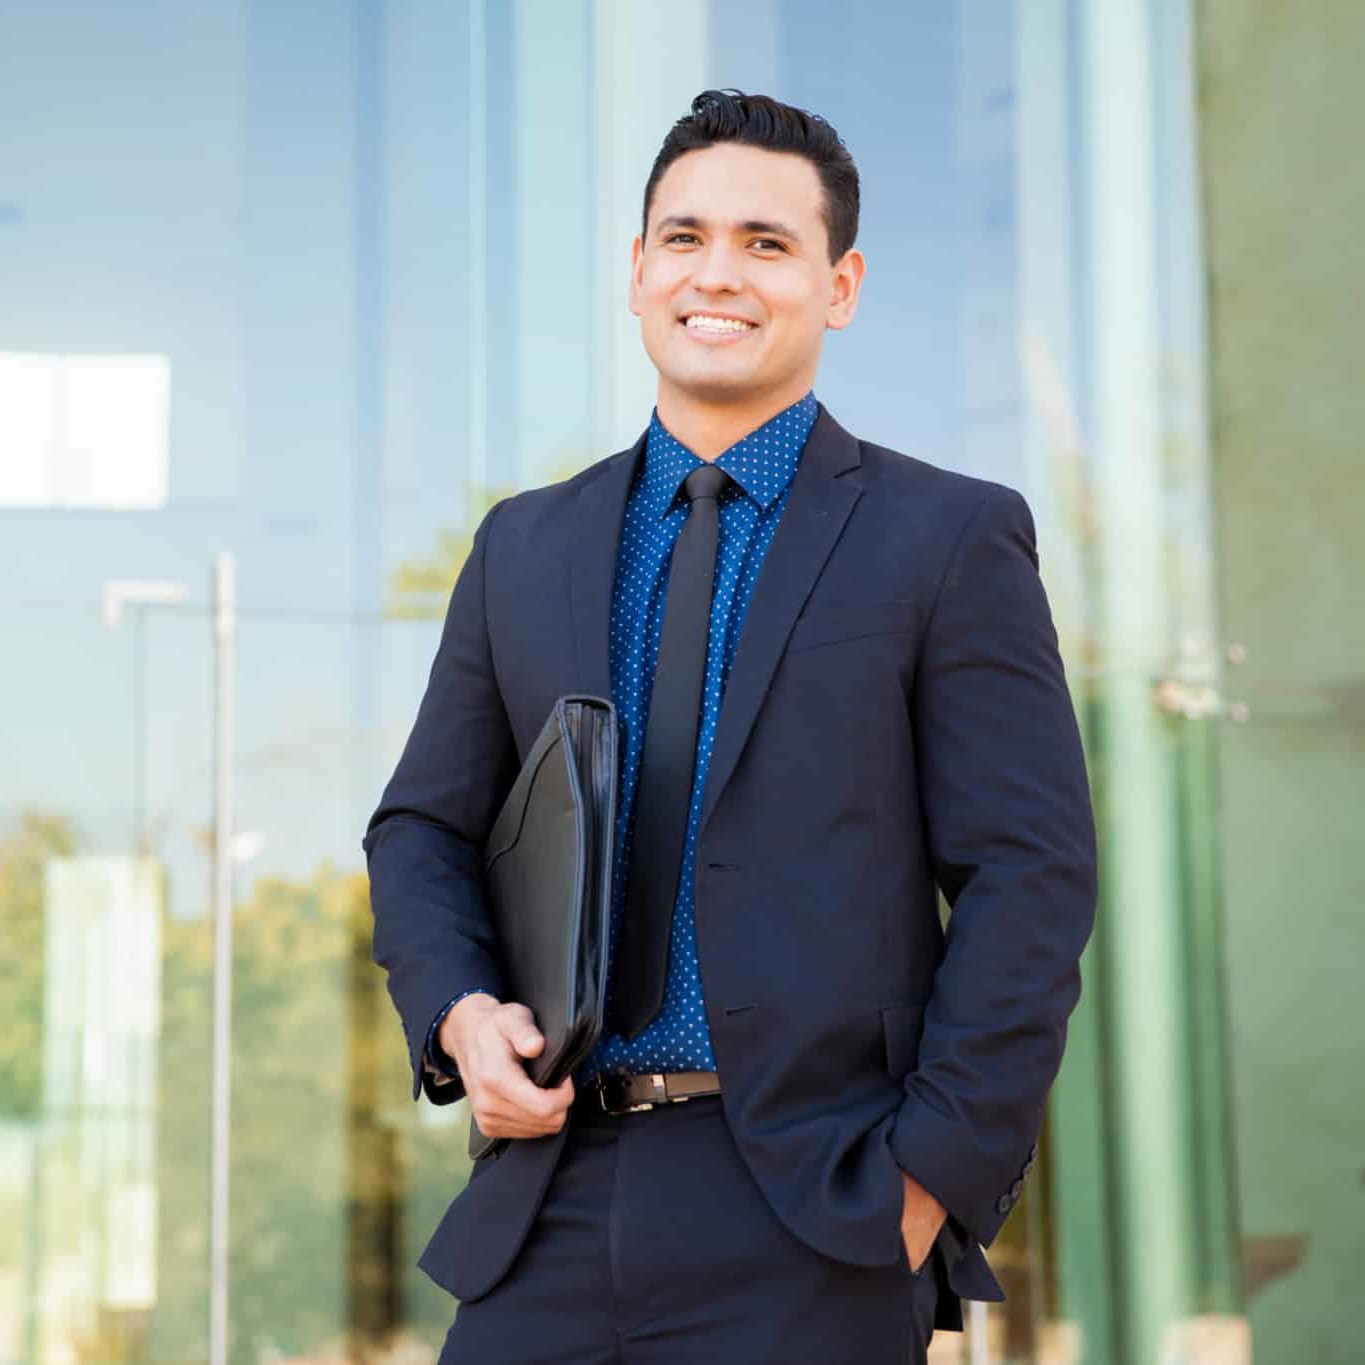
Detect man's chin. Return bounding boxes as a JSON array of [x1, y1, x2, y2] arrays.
[[658, 365, 770, 405]]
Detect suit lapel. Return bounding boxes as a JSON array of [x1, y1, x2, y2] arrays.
[[697, 404, 863, 835], [569, 428, 647, 700], [568, 403, 864, 835]]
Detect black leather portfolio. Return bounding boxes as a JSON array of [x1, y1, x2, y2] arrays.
[[467, 694, 619, 1161]]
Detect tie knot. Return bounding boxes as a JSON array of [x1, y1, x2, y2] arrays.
[[682, 464, 732, 504]]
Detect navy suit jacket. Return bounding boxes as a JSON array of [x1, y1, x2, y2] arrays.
[[363, 402, 1098, 1320]]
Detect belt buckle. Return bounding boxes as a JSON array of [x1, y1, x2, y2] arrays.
[[598, 1072, 668, 1116]]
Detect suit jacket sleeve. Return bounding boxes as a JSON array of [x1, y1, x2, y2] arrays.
[[890, 485, 1098, 1247], [362, 498, 517, 1106]]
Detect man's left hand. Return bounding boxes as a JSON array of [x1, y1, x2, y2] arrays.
[[900, 1171, 947, 1274]]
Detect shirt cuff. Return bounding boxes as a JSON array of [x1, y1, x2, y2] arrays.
[[423, 988, 498, 1082]]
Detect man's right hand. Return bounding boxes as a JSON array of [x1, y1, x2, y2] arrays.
[[439, 993, 575, 1139]]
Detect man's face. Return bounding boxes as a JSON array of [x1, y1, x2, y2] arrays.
[[629, 142, 863, 409]]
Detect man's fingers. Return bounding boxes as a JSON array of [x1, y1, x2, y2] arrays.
[[497, 1066, 573, 1119], [487, 1062, 548, 1110], [513, 1031, 545, 1058], [497, 1005, 546, 1059], [463, 1002, 577, 1139], [479, 1037, 573, 1116], [472, 1083, 572, 1138]]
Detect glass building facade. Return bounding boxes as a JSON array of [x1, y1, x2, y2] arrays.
[[1, 2, 1360, 1361]]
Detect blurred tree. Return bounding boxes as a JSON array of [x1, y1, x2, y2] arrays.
[[0, 811, 79, 1120], [385, 455, 594, 619], [149, 860, 466, 1364], [385, 482, 515, 621]]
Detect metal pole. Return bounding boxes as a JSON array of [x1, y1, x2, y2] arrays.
[[969, 1299, 990, 1363], [209, 552, 236, 1365]]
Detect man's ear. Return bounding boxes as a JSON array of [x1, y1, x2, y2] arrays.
[[628, 235, 643, 317], [825, 248, 866, 332]]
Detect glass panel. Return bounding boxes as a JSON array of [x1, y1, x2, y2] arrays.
[[0, 604, 209, 1361], [1197, 4, 1365, 1362], [1, 2, 1258, 1362]]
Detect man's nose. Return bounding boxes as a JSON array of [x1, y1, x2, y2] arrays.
[[688, 242, 745, 293]]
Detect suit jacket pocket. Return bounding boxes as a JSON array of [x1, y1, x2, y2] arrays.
[[785, 599, 917, 653], [881, 1000, 927, 1080]]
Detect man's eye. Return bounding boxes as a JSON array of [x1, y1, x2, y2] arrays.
[[662, 233, 784, 251]]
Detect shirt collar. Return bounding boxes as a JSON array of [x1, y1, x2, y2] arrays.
[[639, 389, 819, 522]]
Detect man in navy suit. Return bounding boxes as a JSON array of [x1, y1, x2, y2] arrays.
[[364, 89, 1097, 1363]]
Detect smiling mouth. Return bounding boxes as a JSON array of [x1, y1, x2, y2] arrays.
[[679, 315, 760, 337]]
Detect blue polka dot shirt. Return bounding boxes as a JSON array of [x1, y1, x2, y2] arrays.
[[578, 389, 819, 1083], [422, 390, 819, 1089]]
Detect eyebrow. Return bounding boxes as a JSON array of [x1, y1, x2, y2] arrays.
[[654, 213, 803, 245]]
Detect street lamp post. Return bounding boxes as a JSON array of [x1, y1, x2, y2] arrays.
[[209, 552, 236, 1365], [102, 560, 236, 1365]]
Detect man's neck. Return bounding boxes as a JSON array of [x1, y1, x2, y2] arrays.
[[655, 380, 813, 462]]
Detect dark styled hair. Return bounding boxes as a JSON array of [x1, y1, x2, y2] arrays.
[[641, 89, 860, 266]]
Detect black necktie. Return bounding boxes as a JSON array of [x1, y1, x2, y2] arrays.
[[610, 463, 733, 1040]]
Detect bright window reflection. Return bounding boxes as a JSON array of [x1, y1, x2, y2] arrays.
[[0, 352, 170, 509]]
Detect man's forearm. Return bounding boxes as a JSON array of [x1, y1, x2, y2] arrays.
[[893, 486, 1098, 1246], [362, 498, 519, 1104]]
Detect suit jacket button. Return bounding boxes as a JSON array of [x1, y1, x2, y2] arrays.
[[1009, 1179, 1024, 1199], [1022, 1158, 1035, 1176], [996, 1194, 1012, 1215]]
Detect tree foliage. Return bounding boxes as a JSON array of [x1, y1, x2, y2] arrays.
[[385, 454, 594, 619], [0, 812, 470, 1363], [0, 811, 78, 1119]]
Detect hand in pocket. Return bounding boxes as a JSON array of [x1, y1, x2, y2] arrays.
[[899, 1170, 946, 1275]]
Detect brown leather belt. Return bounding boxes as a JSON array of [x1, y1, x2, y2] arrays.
[[590, 1069, 722, 1116]]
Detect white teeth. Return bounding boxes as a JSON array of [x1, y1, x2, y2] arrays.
[[685, 315, 755, 333]]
